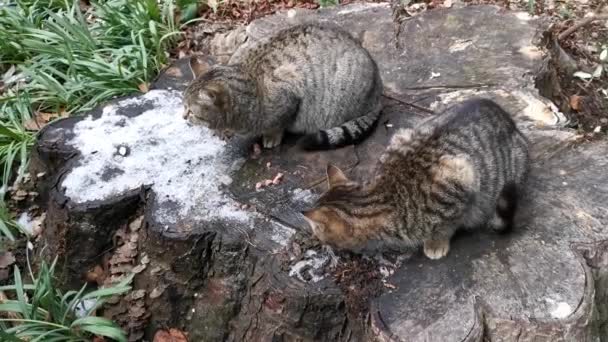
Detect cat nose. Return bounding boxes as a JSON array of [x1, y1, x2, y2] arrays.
[[182, 109, 191, 119]]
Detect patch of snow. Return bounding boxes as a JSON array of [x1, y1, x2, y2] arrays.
[[61, 90, 251, 225], [269, 221, 296, 246], [74, 299, 98, 318], [289, 249, 336, 283], [291, 188, 317, 204], [17, 212, 33, 234], [545, 298, 573, 319]]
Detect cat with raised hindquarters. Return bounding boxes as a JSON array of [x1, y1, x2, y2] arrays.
[[302, 98, 530, 259]]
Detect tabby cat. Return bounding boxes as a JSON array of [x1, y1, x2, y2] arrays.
[[182, 23, 383, 150], [302, 98, 530, 259]]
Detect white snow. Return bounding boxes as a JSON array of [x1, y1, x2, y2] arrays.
[[550, 302, 572, 318], [61, 90, 251, 225], [74, 299, 98, 318], [269, 221, 295, 246], [17, 212, 33, 234], [289, 250, 329, 283], [291, 188, 317, 204], [288, 247, 339, 283], [545, 298, 573, 319]]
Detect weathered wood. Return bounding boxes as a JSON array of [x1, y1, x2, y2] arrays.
[[30, 3, 608, 341]]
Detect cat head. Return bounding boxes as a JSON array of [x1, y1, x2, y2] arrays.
[[183, 71, 229, 131], [301, 164, 366, 250]]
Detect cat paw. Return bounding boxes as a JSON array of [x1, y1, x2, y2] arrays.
[[262, 131, 283, 149], [423, 239, 450, 260], [489, 214, 506, 231]]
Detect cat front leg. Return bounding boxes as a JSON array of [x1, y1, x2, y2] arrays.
[[423, 238, 451, 260], [262, 129, 284, 149]]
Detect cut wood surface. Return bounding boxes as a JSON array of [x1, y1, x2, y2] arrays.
[[31, 3, 608, 341]]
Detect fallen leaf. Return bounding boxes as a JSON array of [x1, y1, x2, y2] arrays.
[[569, 95, 582, 111], [169, 329, 188, 342], [0, 252, 15, 269], [86, 265, 107, 285], [153, 328, 188, 342], [138, 83, 149, 93], [573, 71, 593, 80], [23, 110, 67, 131]]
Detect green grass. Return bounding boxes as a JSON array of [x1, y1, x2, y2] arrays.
[[0, 257, 133, 341], [317, 0, 338, 8], [0, 0, 181, 239]]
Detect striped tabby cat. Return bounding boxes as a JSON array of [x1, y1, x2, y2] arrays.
[[302, 98, 530, 259], [182, 23, 383, 150]]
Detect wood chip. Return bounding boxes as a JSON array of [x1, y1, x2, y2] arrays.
[[569, 95, 582, 111]]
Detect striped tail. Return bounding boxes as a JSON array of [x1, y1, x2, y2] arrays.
[[297, 104, 382, 151]]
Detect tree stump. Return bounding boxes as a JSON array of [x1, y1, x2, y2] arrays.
[[31, 3, 608, 341]]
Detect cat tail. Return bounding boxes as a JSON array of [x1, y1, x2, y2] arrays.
[[297, 103, 382, 151]]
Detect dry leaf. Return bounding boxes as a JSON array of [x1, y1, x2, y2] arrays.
[[86, 265, 107, 285], [569, 95, 582, 111], [0, 252, 16, 269], [153, 329, 188, 342], [138, 83, 149, 93], [23, 110, 67, 131]]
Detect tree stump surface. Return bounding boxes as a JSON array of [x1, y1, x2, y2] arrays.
[[31, 3, 608, 341]]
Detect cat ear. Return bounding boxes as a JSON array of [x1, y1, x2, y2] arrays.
[[301, 210, 316, 226], [204, 86, 226, 108], [326, 164, 349, 188], [189, 56, 213, 79]]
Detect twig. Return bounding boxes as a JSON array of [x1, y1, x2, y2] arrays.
[[383, 92, 436, 114], [399, 83, 497, 90], [558, 14, 608, 41]]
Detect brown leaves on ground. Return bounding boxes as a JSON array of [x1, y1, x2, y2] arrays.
[[23, 109, 67, 131], [138, 83, 149, 93], [100, 215, 151, 342], [570, 95, 583, 111], [153, 329, 188, 342], [85, 264, 107, 286]]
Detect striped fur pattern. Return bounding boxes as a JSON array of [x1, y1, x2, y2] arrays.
[[303, 98, 530, 259], [182, 23, 383, 150]]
